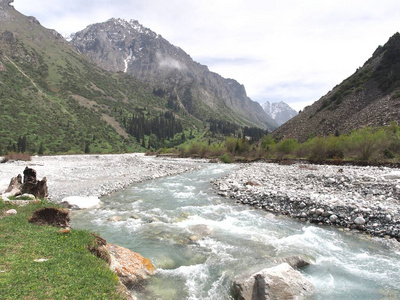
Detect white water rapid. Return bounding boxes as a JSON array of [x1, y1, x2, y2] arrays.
[[71, 164, 400, 299]]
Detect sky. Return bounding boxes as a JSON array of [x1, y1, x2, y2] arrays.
[[11, 0, 400, 111]]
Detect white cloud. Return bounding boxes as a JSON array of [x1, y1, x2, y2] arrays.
[[156, 52, 186, 71], [11, 0, 400, 110]]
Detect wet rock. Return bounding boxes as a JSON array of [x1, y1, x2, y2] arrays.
[[189, 224, 214, 237], [108, 216, 123, 222], [29, 207, 70, 227], [189, 235, 201, 242], [273, 255, 312, 269], [106, 243, 155, 288], [232, 263, 315, 300]]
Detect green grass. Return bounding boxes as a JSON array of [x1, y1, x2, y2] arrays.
[[0, 200, 124, 299]]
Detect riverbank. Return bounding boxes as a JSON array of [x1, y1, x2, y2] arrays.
[[213, 162, 400, 240], [0, 154, 201, 202]]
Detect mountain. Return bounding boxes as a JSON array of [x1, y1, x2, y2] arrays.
[[0, 1, 275, 155], [262, 101, 297, 126], [273, 33, 400, 142], [70, 18, 277, 130], [0, 0, 202, 154]]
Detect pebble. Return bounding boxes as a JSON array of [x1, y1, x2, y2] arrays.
[[354, 216, 366, 226], [213, 162, 400, 240]]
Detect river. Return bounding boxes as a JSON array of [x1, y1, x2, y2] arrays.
[[71, 163, 400, 299]]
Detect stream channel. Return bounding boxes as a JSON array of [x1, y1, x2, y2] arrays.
[[71, 163, 400, 299]]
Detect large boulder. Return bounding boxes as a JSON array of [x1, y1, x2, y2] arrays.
[[232, 263, 315, 300], [106, 243, 155, 288]]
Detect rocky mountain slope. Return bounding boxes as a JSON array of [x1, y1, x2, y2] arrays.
[[0, 1, 275, 155], [273, 33, 400, 142], [262, 101, 297, 126], [70, 18, 277, 130], [0, 0, 198, 154]]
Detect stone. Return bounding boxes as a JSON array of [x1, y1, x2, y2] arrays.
[[189, 235, 201, 242], [108, 216, 123, 222], [327, 178, 336, 184], [16, 193, 36, 200], [354, 216, 366, 226], [315, 208, 324, 216], [61, 196, 101, 209], [189, 224, 214, 237], [58, 228, 71, 234], [106, 243, 155, 288], [5, 209, 17, 215], [330, 215, 338, 222], [382, 171, 400, 180], [29, 207, 70, 227], [232, 263, 315, 300], [33, 258, 49, 262], [274, 255, 312, 269]]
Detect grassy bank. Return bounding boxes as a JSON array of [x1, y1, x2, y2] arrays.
[[0, 199, 125, 299]]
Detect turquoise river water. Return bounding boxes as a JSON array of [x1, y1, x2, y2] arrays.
[[71, 163, 400, 299]]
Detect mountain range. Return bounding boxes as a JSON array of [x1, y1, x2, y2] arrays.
[[70, 18, 277, 130], [1, 0, 399, 154], [0, 1, 275, 154], [262, 101, 298, 126]]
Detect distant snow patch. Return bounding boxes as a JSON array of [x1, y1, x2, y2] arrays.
[[124, 48, 134, 73]]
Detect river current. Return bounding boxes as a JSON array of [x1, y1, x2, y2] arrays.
[[71, 163, 400, 299]]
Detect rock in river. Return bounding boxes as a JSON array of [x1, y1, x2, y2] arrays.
[[232, 263, 315, 300], [106, 243, 155, 288]]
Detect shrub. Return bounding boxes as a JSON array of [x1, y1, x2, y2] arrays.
[[275, 139, 298, 160], [346, 128, 388, 161], [220, 153, 232, 163], [3, 152, 32, 162]]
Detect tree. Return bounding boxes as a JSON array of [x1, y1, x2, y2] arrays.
[[38, 142, 44, 156], [84, 141, 90, 154]]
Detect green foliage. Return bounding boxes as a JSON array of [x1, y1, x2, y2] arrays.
[[346, 127, 388, 161], [220, 153, 232, 163], [0, 200, 123, 299], [275, 139, 298, 159]]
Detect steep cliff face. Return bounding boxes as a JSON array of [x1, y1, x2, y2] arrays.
[[273, 33, 400, 142], [262, 101, 298, 126], [71, 18, 277, 130]]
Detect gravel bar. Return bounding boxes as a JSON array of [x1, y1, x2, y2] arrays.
[[213, 162, 400, 240]]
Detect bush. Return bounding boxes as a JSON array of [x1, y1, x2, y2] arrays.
[[275, 139, 298, 160], [346, 128, 388, 161], [3, 152, 32, 162], [220, 153, 232, 163]]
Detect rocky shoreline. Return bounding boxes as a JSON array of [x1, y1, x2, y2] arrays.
[[213, 162, 400, 240], [0, 153, 201, 202]]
